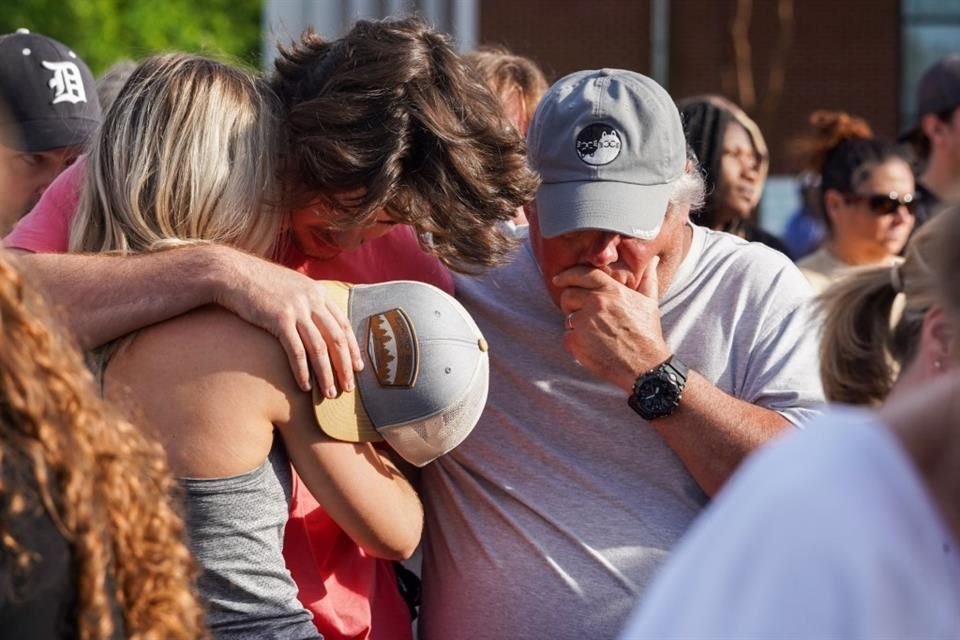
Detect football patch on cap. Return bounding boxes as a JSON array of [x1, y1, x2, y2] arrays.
[[576, 123, 622, 166], [367, 308, 419, 388]]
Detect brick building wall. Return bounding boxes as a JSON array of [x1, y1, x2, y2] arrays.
[[478, 0, 902, 173]]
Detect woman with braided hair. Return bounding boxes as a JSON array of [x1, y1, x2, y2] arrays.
[[0, 247, 204, 639], [677, 95, 789, 254]]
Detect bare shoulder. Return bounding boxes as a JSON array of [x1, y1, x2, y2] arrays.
[[109, 305, 302, 416], [123, 306, 292, 384], [105, 306, 300, 476]]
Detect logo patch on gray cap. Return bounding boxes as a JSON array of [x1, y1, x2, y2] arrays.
[[575, 123, 622, 166], [367, 308, 419, 388]]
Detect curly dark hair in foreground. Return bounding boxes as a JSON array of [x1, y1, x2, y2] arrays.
[[272, 16, 540, 272], [0, 249, 205, 639]]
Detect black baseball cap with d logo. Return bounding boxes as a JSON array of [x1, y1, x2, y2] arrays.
[[0, 29, 101, 152]]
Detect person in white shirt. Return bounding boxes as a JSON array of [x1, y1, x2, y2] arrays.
[[619, 206, 960, 640], [419, 68, 823, 640]]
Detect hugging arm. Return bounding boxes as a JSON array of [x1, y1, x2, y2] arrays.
[[10, 244, 362, 394], [264, 334, 424, 560]]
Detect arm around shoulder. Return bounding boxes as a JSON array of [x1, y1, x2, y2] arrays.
[[12, 244, 234, 349]]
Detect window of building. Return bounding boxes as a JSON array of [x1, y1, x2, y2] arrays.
[[901, 0, 960, 128]]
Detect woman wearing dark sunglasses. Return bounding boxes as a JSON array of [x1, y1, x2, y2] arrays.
[[798, 110, 916, 292]]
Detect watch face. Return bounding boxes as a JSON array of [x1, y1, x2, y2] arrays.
[[636, 372, 681, 417]]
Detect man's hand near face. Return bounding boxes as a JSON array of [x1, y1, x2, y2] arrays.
[[553, 251, 792, 497], [554, 257, 670, 392]]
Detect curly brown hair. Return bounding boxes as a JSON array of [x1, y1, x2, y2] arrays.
[[804, 110, 874, 174], [271, 16, 540, 272], [0, 249, 205, 639]]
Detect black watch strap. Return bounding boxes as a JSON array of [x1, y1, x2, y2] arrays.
[[627, 355, 689, 420], [661, 356, 688, 385]]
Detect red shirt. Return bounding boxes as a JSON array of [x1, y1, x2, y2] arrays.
[[5, 160, 451, 640]]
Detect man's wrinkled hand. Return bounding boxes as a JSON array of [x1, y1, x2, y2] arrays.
[[553, 257, 670, 392]]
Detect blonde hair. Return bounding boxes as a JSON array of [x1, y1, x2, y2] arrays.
[[818, 213, 948, 404], [937, 205, 960, 320], [465, 46, 548, 134], [0, 249, 205, 639], [70, 53, 282, 258]]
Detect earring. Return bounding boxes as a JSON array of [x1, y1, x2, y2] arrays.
[[935, 359, 943, 370]]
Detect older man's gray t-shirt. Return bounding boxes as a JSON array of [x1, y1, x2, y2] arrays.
[[419, 224, 824, 640]]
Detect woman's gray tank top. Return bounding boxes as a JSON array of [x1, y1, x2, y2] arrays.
[[94, 346, 320, 639], [181, 440, 321, 640]]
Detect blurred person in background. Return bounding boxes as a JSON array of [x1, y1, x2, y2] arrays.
[[0, 29, 100, 234], [780, 171, 828, 260], [618, 207, 960, 640], [902, 54, 960, 226], [466, 45, 548, 229], [818, 209, 956, 404], [95, 59, 137, 113], [6, 17, 536, 640], [466, 45, 547, 137], [797, 111, 916, 292], [677, 95, 788, 254]]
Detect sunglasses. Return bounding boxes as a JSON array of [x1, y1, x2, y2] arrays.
[[845, 191, 918, 216]]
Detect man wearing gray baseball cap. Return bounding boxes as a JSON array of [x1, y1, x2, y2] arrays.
[[418, 69, 823, 639]]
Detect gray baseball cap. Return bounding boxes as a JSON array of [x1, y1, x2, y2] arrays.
[[313, 280, 489, 467], [527, 68, 686, 240]]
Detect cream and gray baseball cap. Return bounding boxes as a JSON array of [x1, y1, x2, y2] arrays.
[[313, 280, 489, 467], [527, 69, 686, 240]]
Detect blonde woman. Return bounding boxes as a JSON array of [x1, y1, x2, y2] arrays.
[[70, 54, 424, 639], [817, 205, 956, 405], [0, 247, 205, 639]]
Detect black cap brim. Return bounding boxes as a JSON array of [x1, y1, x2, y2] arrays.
[[1, 117, 99, 152]]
